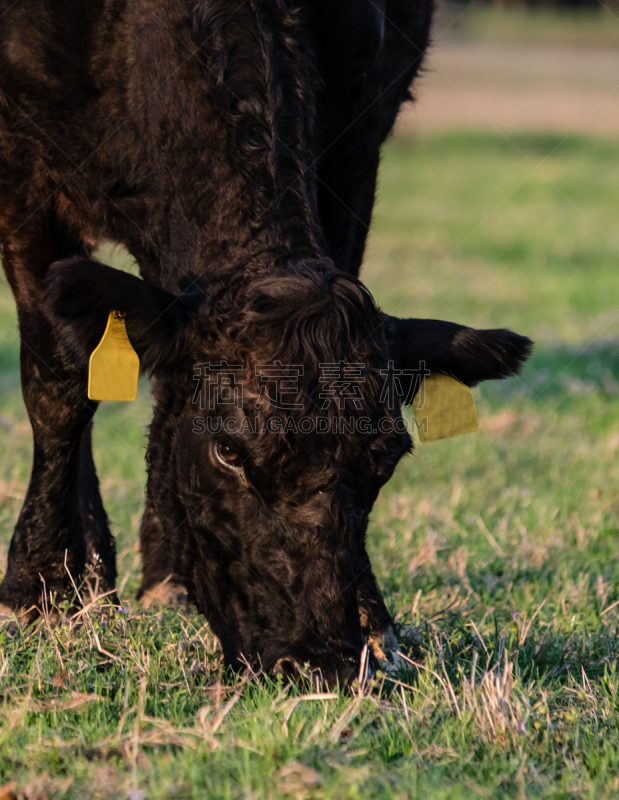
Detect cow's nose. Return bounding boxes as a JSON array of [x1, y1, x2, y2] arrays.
[[273, 656, 303, 680]]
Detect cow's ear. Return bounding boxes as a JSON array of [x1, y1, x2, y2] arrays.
[[386, 316, 533, 402], [45, 257, 209, 375]]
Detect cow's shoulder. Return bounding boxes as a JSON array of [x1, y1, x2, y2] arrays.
[[379, 0, 434, 135]]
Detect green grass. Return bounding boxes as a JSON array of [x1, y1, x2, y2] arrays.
[[435, 4, 619, 48], [1, 130, 619, 798]]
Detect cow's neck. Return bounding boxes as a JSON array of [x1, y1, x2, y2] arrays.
[[143, 0, 325, 288]]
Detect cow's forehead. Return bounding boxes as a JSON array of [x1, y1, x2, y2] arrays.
[[192, 349, 390, 411]]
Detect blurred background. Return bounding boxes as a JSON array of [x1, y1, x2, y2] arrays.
[[365, 1, 619, 345], [403, 3, 619, 136]]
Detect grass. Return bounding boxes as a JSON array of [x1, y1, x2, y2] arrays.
[[435, 4, 619, 48], [1, 129, 619, 798]]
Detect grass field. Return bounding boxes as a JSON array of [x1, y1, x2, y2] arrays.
[[1, 128, 619, 798]]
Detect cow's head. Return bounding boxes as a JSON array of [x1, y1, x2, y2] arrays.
[[47, 258, 532, 685]]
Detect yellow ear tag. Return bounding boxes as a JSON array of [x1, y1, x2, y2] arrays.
[[88, 311, 140, 402], [413, 374, 478, 443]]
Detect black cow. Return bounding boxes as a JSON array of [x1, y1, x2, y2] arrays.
[[0, 0, 531, 684]]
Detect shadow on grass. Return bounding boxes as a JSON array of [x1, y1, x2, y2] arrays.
[[388, 525, 619, 692]]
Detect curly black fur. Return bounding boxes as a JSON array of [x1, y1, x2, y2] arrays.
[[0, 0, 531, 683]]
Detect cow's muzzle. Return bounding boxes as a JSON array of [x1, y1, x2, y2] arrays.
[[272, 652, 368, 690]]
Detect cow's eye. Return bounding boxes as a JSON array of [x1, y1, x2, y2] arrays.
[[214, 442, 243, 469]]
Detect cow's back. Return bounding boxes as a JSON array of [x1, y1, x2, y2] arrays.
[[0, 0, 434, 281], [0, 2, 134, 171]]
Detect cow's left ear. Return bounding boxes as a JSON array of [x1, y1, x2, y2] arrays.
[[45, 257, 210, 376], [386, 316, 533, 402]]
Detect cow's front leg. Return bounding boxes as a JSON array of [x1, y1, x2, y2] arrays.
[[0, 326, 93, 615], [136, 378, 187, 609], [357, 554, 398, 662], [0, 231, 114, 620], [78, 421, 117, 593], [137, 495, 188, 608]]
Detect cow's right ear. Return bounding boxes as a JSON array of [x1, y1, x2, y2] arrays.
[[385, 316, 533, 402], [45, 257, 209, 375]]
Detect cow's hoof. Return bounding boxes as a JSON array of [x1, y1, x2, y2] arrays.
[[139, 580, 189, 609], [0, 605, 25, 636]]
